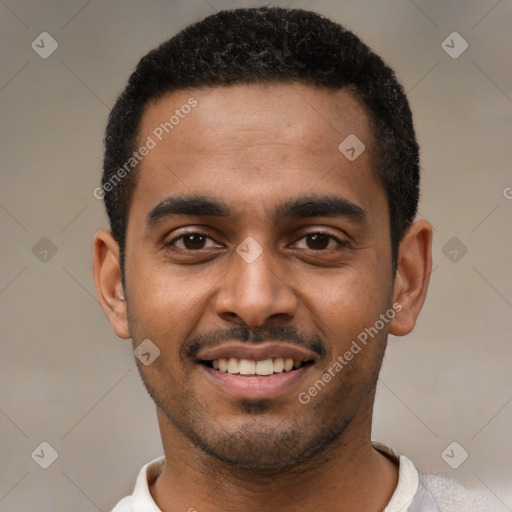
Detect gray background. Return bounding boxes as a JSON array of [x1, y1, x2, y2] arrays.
[[1, 0, 511, 510]]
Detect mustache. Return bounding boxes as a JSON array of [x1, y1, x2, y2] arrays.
[[182, 325, 328, 361]]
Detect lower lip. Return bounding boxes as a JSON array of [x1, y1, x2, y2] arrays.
[[199, 364, 312, 400]]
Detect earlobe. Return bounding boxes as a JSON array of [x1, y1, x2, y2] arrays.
[[92, 230, 131, 339], [389, 219, 433, 337]]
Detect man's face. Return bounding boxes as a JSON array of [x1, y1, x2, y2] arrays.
[[123, 83, 395, 468]]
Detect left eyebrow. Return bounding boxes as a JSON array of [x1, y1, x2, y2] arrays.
[[270, 195, 368, 224]]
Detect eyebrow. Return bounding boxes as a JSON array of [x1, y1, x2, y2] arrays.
[[146, 194, 368, 228]]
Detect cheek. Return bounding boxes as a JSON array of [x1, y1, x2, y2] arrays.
[[126, 255, 219, 342], [302, 259, 392, 351]]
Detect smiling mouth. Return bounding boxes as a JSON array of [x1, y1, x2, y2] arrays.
[[200, 357, 314, 376]]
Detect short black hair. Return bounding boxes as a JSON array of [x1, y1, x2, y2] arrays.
[[102, 7, 420, 274]]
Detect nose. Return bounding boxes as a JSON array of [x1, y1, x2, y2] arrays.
[[214, 242, 298, 327]]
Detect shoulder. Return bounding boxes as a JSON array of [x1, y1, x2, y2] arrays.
[[109, 456, 165, 512], [110, 496, 132, 512], [412, 472, 499, 511], [373, 443, 502, 512]]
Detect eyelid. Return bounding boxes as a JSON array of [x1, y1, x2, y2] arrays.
[[165, 228, 220, 248]]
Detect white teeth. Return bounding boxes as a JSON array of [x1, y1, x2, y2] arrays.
[[218, 358, 228, 372], [284, 358, 294, 371], [227, 357, 239, 374], [210, 357, 305, 375], [255, 359, 274, 376], [238, 359, 256, 375], [273, 357, 284, 372]]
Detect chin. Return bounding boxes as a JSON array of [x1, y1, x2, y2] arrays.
[[182, 412, 352, 474]]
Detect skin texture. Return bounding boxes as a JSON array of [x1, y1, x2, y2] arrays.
[[94, 83, 432, 512]]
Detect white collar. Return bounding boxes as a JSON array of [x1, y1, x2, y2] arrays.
[[129, 455, 164, 512], [373, 443, 419, 512]]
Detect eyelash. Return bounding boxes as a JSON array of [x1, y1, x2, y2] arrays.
[[166, 229, 347, 251]]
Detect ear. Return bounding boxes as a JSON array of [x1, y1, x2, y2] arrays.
[[93, 230, 130, 339], [389, 219, 433, 336]]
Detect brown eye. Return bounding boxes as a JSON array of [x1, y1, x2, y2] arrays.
[[181, 234, 207, 250], [294, 231, 344, 251], [167, 231, 219, 251], [306, 233, 331, 250]]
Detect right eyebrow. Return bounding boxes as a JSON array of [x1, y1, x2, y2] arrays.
[[146, 195, 231, 228]]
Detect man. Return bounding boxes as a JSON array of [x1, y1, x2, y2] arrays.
[[93, 7, 492, 511]]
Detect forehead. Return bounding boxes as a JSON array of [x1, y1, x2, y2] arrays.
[[139, 83, 371, 157], [130, 83, 385, 228]]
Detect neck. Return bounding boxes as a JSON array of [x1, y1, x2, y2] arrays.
[[149, 393, 398, 512]]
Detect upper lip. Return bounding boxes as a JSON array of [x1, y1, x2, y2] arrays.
[[196, 342, 318, 363]]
